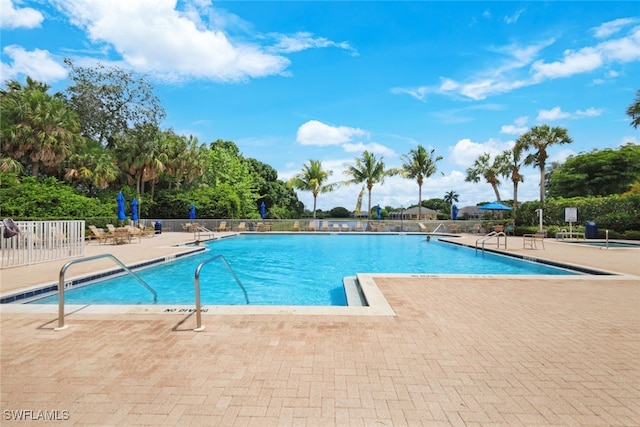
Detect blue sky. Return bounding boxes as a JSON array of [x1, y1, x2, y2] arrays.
[[2, 1, 639, 212]]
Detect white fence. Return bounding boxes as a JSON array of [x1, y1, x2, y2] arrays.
[[0, 220, 85, 269]]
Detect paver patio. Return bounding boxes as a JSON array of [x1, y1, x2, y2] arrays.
[[1, 232, 638, 425]]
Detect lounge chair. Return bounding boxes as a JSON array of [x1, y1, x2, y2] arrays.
[[321, 221, 330, 231], [181, 223, 192, 232], [471, 224, 482, 234], [2, 218, 20, 238], [493, 224, 504, 233], [235, 222, 246, 232], [293, 221, 300, 232], [355, 221, 364, 232], [217, 221, 228, 232], [341, 224, 350, 232], [332, 224, 340, 232], [306, 221, 317, 232], [418, 223, 428, 232], [88, 225, 110, 244], [449, 224, 460, 233], [523, 230, 546, 250]]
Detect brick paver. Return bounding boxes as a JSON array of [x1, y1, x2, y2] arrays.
[[1, 232, 639, 425]]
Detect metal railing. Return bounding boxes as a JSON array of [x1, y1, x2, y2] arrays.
[[193, 254, 248, 332], [55, 254, 157, 330], [475, 231, 507, 253], [1, 220, 85, 268]]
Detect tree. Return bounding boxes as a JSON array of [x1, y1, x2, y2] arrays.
[[443, 190, 459, 219], [64, 59, 165, 147], [343, 151, 398, 220], [627, 89, 640, 129], [465, 152, 506, 202], [113, 123, 168, 197], [287, 160, 335, 218], [1, 77, 82, 177], [517, 125, 572, 205], [547, 143, 640, 198], [63, 138, 120, 194], [497, 143, 525, 219], [400, 145, 442, 220]]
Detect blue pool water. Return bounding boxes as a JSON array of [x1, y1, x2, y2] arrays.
[[32, 234, 575, 306]]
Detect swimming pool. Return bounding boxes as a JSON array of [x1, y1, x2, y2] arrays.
[[31, 234, 575, 306], [563, 240, 640, 248]]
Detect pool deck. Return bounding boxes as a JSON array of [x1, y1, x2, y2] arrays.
[[1, 232, 639, 425]]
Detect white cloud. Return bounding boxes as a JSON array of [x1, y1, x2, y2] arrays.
[[266, 32, 357, 56], [1, 45, 68, 82], [592, 17, 638, 38], [342, 142, 396, 157], [296, 120, 367, 146], [52, 0, 290, 82], [504, 8, 525, 24], [0, 0, 44, 29], [394, 22, 640, 101], [536, 106, 603, 122], [449, 138, 512, 167]]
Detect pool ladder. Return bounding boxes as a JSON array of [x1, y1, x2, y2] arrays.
[[55, 254, 157, 330], [475, 231, 507, 254], [193, 254, 248, 332]]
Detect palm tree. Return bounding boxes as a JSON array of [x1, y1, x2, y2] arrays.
[[517, 125, 572, 205], [443, 190, 459, 220], [626, 89, 640, 128], [400, 145, 442, 220], [465, 152, 506, 202], [343, 151, 398, 220], [1, 77, 81, 177], [287, 160, 335, 218], [497, 143, 525, 219]]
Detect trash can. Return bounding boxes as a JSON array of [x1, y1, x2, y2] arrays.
[[585, 221, 597, 239], [154, 221, 162, 234]]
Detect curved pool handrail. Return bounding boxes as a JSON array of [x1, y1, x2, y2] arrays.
[[55, 253, 157, 330], [193, 254, 248, 331]]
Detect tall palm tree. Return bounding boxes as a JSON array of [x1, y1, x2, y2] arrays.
[[287, 160, 335, 218], [497, 143, 525, 219], [343, 151, 398, 220], [443, 190, 459, 220], [517, 125, 572, 205], [626, 89, 640, 129], [465, 152, 506, 202], [1, 77, 81, 176], [400, 145, 442, 220]]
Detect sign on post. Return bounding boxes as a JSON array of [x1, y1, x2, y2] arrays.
[[565, 207, 578, 236]]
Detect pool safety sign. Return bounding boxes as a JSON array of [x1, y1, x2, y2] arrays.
[[564, 207, 578, 223]]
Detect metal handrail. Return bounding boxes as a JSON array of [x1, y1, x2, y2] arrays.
[[194, 226, 214, 242], [55, 254, 157, 330], [193, 254, 248, 331], [475, 231, 507, 253]]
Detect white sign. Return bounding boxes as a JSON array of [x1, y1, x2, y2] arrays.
[[565, 207, 578, 223]]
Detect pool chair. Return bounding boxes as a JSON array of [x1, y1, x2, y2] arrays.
[[321, 221, 330, 231], [88, 225, 110, 244], [355, 221, 364, 232], [2, 218, 20, 238], [332, 224, 340, 232], [292, 221, 300, 231], [235, 222, 246, 232], [341, 223, 350, 232], [449, 224, 460, 233], [418, 223, 428, 232], [471, 224, 482, 234], [217, 221, 228, 232], [523, 230, 546, 250], [306, 221, 317, 232]]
